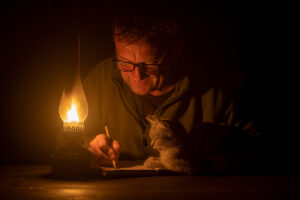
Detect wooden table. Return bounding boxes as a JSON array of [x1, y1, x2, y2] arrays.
[[0, 165, 299, 200]]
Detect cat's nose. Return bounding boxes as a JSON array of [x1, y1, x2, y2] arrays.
[[150, 140, 154, 147]]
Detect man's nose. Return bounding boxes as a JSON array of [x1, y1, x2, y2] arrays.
[[131, 66, 147, 81]]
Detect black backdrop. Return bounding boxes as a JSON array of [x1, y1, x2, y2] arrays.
[[0, 0, 274, 165]]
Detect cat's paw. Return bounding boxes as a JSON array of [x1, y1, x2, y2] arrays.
[[144, 156, 162, 169], [174, 163, 192, 174], [163, 159, 192, 174]]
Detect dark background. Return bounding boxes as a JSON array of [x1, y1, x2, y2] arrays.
[[0, 0, 282, 168]]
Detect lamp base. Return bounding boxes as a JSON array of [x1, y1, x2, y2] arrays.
[[51, 143, 94, 179]]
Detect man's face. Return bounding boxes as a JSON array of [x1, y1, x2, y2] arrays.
[[114, 36, 164, 96]]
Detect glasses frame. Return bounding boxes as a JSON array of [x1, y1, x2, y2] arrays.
[[113, 51, 164, 75]]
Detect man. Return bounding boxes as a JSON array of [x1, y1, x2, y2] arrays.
[[79, 13, 262, 174]]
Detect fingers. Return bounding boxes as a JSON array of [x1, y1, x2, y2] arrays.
[[106, 140, 121, 160], [89, 144, 111, 160], [88, 134, 111, 160], [88, 134, 121, 161]]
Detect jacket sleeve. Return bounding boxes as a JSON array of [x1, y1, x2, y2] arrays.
[[81, 62, 108, 149]]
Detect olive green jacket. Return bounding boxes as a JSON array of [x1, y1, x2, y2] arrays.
[[78, 57, 258, 160]]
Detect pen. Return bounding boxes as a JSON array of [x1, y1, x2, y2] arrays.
[[104, 125, 117, 169]]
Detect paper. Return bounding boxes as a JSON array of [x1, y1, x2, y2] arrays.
[[95, 160, 172, 177]]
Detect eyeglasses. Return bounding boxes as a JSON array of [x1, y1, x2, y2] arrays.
[[113, 58, 163, 75]]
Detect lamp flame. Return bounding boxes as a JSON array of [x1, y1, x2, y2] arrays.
[[67, 103, 79, 122], [59, 74, 88, 124]]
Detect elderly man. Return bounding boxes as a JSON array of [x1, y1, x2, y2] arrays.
[[73, 13, 262, 174]]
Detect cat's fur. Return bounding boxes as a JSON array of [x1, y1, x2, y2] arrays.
[[144, 115, 192, 174]]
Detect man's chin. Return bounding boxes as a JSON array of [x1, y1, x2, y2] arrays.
[[130, 85, 152, 95]]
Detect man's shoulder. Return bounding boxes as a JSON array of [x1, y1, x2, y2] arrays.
[[83, 57, 115, 88], [98, 56, 114, 66], [93, 56, 114, 72], [84, 56, 116, 79]]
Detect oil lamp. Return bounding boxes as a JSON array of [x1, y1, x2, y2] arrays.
[[51, 74, 93, 179], [51, 35, 93, 178]]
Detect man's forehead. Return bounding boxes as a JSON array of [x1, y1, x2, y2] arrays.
[[114, 37, 162, 62]]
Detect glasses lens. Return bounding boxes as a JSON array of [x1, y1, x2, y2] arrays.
[[118, 61, 134, 72], [143, 65, 159, 75]]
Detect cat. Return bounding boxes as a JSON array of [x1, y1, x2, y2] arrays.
[[143, 115, 192, 174]]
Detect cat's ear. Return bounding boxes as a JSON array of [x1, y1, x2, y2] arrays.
[[146, 115, 156, 123], [159, 117, 172, 122], [161, 120, 170, 129]]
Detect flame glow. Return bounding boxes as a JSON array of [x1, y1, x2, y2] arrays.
[[67, 103, 79, 122], [59, 74, 88, 124]]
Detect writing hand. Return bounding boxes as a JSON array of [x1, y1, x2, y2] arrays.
[[88, 133, 121, 164]]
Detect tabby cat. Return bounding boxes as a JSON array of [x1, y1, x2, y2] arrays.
[[144, 115, 191, 174]]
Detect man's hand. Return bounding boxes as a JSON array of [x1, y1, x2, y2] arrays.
[[88, 134, 121, 164]]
